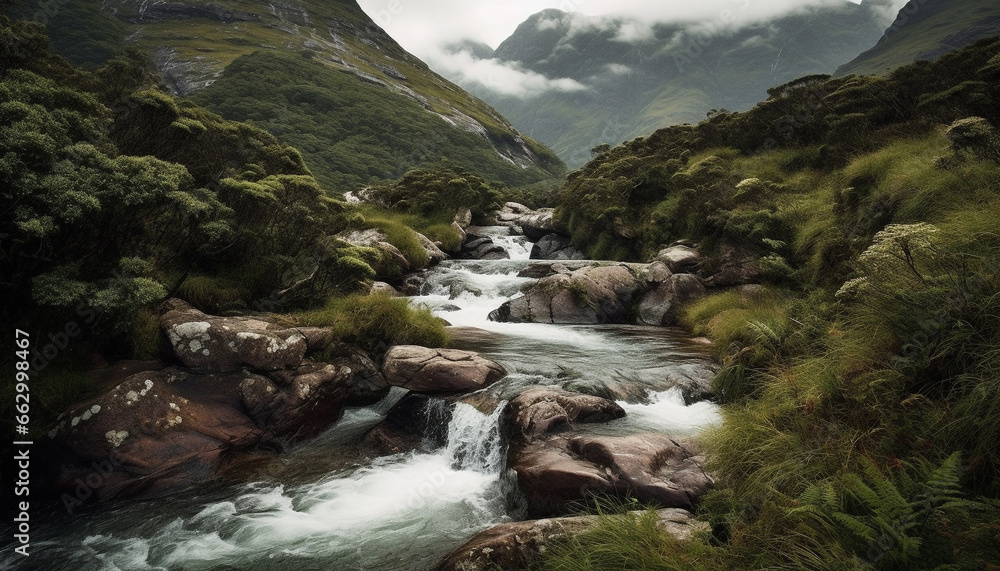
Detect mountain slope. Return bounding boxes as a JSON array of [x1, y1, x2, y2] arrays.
[[450, 2, 893, 167], [11, 0, 564, 190], [836, 0, 1000, 76]]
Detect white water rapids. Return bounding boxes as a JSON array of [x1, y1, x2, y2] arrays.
[[9, 226, 720, 571]]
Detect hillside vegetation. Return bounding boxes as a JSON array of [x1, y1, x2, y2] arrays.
[[458, 3, 890, 166], [540, 36, 1000, 569], [5, 0, 565, 190], [0, 17, 452, 428], [837, 0, 1000, 77]]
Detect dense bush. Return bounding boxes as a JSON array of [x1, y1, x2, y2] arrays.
[[365, 167, 504, 223]]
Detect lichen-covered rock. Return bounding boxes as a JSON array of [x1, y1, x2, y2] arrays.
[[382, 346, 507, 393], [337, 228, 411, 272], [160, 300, 318, 372], [46, 362, 352, 504], [432, 508, 706, 571]]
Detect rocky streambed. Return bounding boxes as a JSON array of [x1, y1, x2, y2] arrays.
[[12, 206, 732, 571]]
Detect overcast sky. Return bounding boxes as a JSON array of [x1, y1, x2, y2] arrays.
[[355, 0, 908, 97]]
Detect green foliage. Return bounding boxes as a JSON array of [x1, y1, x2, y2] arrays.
[[190, 51, 562, 192], [791, 454, 970, 570], [294, 294, 449, 356], [534, 508, 718, 571], [366, 167, 504, 222]]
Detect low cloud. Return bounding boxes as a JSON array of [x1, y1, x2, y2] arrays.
[[428, 48, 587, 98]]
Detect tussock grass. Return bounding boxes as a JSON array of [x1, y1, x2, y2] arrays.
[[294, 293, 448, 355], [534, 508, 718, 571]]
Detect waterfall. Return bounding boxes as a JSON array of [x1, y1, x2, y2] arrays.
[[445, 402, 508, 474]]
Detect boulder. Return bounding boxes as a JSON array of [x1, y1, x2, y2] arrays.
[[414, 231, 448, 265], [46, 364, 350, 502], [490, 264, 638, 324], [361, 393, 449, 456], [328, 346, 391, 406], [337, 228, 410, 272], [461, 236, 509, 260], [368, 281, 401, 296], [400, 274, 427, 296], [506, 388, 625, 443], [161, 300, 327, 373], [496, 204, 566, 240], [240, 363, 350, 438], [644, 261, 673, 284], [382, 346, 507, 393], [703, 242, 766, 287], [656, 245, 704, 273], [529, 233, 587, 261], [449, 222, 467, 251], [637, 274, 706, 326], [517, 209, 560, 241], [432, 508, 706, 571], [454, 207, 473, 229], [511, 433, 713, 517]]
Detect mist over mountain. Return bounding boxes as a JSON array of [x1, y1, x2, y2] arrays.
[[441, 2, 895, 166]]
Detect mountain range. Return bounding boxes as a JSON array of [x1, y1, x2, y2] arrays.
[[9, 0, 565, 191], [441, 1, 900, 167], [836, 0, 1000, 75]]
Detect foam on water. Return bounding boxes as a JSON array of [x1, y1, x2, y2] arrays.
[[616, 387, 722, 435]]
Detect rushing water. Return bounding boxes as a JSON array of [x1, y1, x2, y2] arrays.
[[7, 226, 720, 570]]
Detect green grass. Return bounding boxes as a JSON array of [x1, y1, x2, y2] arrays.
[[534, 508, 718, 571], [294, 293, 449, 356]]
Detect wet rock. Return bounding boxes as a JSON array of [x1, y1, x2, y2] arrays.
[[161, 300, 323, 373], [432, 508, 706, 571], [656, 245, 704, 273], [382, 346, 507, 393], [490, 265, 638, 324], [361, 394, 447, 456], [461, 236, 509, 260], [529, 233, 587, 260], [511, 433, 713, 517], [506, 388, 626, 443], [241, 363, 350, 438], [401, 274, 427, 296], [47, 363, 350, 502], [328, 346, 391, 406], [637, 274, 707, 326]]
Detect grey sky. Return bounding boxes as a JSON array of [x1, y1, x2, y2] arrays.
[[356, 0, 908, 97]]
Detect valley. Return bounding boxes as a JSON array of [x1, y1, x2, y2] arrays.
[[2, 0, 999, 569]]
